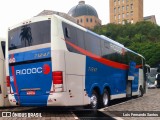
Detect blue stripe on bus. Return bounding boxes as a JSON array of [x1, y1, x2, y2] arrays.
[[9, 47, 51, 62], [85, 56, 139, 97]]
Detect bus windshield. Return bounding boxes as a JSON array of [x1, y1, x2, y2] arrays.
[[8, 20, 51, 50]]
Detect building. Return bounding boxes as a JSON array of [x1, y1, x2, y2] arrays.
[[68, 1, 101, 29], [144, 15, 157, 24], [110, 0, 143, 24]]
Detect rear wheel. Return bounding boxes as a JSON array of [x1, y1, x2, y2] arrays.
[[102, 89, 110, 107], [138, 86, 143, 97], [90, 90, 99, 109]]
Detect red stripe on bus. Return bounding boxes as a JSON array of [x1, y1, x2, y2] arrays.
[[64, 40, 129, 70], [11, 62, 20, 104], [136, 65, 142, 68], [11, 54, 14, 59]]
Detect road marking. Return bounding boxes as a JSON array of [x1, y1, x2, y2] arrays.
[[71, 111, 79, 120], [113, 117, 124, 120]]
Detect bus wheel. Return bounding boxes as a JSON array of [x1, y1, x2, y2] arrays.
[[90, 90, 99, 109], [102, 89, 109, 107], [138, 87, 143, 97]]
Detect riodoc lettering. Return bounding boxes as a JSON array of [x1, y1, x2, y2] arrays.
[[16, 67, 42, 75], [15, 64, 51, 75]]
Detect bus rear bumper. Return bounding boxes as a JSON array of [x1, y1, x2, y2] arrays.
[[47, 92, 89, 106], [8, 94, 19, 106], [8, 92, 90, 106]]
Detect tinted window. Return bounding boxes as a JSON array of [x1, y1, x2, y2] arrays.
[[1, 41, 5, 58], [85, 33, 101, 56], [127, 51, 142, 65], [62, 22, 78, 53], [101, 40, 114, 57], [77, 29, 85, 49], [63, 22, 101, 56], [101, 39, 128, 64], [8, 20, 51, 50]]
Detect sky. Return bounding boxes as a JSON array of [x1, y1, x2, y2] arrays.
[[0, 0, 159, 39]]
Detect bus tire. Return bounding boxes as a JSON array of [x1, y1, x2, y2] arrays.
[[138, 86, 143, 97], [90, 90, 100, 109], [101, 89, 110, 107]]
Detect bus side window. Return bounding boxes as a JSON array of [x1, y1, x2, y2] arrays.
[[85, 33, 101, 56], [65, 27, 70, 38], [104, 41, 110, 49], [62, 22, 77, 45], [62, 22, 79, 53], [77, 29, 85, 50], [1, 41, 5, 59], [101, 40, 114, 60]]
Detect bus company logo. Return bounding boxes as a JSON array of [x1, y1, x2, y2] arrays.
[[43, 64, 51, 75], [16, 64, 51, 75]]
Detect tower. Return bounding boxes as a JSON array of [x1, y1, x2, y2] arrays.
[[68, 1, 101, 29], [110, 0, 143, 24]]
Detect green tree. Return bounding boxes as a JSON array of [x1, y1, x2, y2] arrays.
[[20, 25, 32, 47]]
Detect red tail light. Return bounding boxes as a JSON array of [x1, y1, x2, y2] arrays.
[[6, 76, 10, 87], [53, 71, 63, 84]]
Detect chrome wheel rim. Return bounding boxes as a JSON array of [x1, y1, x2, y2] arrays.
[[90, 94, 97, 108], [103, 93, 108, 106]]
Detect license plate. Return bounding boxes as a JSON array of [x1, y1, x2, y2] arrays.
[[27, 91, 35, 95]]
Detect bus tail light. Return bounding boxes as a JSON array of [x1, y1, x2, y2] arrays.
[[53, 71, 63, 84], [6, 76, 10, 87], [52, 71, 63, 92], [6, 76, 11, 94]]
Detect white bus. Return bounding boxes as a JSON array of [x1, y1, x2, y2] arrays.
[[6, 14, 146, 109], [0, 39, 10, 107]]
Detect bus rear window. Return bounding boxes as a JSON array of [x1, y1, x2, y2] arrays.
[[8, 20, 51, 50]]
